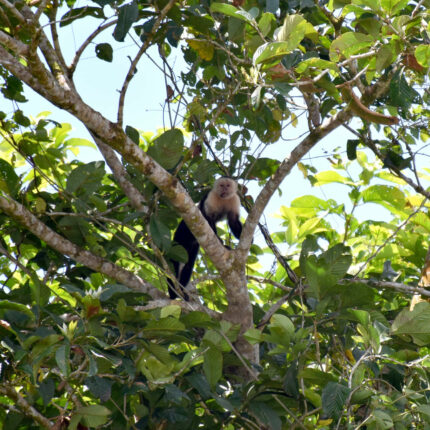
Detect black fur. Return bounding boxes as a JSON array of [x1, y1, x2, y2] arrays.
[[168, 188, 242, 300]]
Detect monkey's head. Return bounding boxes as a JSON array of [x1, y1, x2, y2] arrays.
[[214, 177, 237, 199]]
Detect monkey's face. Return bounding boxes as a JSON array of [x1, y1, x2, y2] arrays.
[[216, 179, 236, 198]]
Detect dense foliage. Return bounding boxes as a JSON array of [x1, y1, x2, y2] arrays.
[[1, 0, 430, 428]]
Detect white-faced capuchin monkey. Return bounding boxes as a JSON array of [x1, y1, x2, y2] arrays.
[[168, 177, 243, 300]]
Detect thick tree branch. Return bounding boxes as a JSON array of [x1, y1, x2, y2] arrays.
[[0, 193, 164, 299], [0, 385, 53, 429], [239, 108, 353, 255], [0, 36, 231, 278]]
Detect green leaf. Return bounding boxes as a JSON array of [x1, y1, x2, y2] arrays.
[[126, 125, 140, 144], [415, 45, 430, 67], [258, 12, 275, 37], [367, 410, 393, 429], [249, 401, 282, 430], [0, 300, 35, 320], [313, 170, 354, 186], [295, 57, 338, 74], [95, 43, 113, 62], [391, 302, 430, 345], [66, 161, 105, 197], [299, 368, 337, 386], [321, 382, 350, 419], [150, 215, 171, 251], [203, 348, 222, 389], [13, 109, 30, 127], [55, 344, 70, 377], [84, 376, 112, 402], [267, 315, 294, 347], [39, 378, 55, 406], [361, 184, 406, 210], [0, 158, 20, 197], [166, 244, 188, 263], [381, 0, 408, 15], [329, 32, 374, 62], [347, 139, 360, 160], [243, 157, 280, 180], [253, 41, 295, 65], [60, 7, 105, 27], [210, 3, 253, 22], [351, 0, 381, 11], [277, 14, 315, 45], [77, 405, 111, 428], [147, 128, 184, 170], [389, 72, 420, 109], [113, 1, 139, 42]]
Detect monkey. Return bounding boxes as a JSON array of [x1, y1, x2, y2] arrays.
[[168, 177, 243, 300]]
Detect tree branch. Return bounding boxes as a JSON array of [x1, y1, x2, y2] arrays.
[[240, 108, 353, 255], [0, 385, 53, 429], [346, 279, 430, 298], [117, 0, 176, 125], [0, 193, 164, 299]]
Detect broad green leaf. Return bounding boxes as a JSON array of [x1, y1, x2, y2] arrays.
[[243, 157, 280, 180], [295, 57, 338, 74], [276, 14, 308, 45], [66, 161, 105, 196], [412, 212, 430, 233], [381, 0, 408, 15], [113, 1, 139, 41], [84, 376, 112, 402], [95, 43, 113, 62], [415, 45, 430, 67], [253, 41, 295, 65], [375, 45, 395, 71], [144, 316, 185, 332], [258, 12, 275, 37], [299, 368, 337, 386], [367, 410, 393, 429], [322, 382, 350, 419], [329, 32, 374, 62], [60, 7, 105, 27], [77, 405, 111, 428], [125, 125, 140, 144], [203, 348, 222, 389], [147, 128, 184, 170], [0, 158, 20, 197], [360, 184, 406, 210], [291, 195, 330, 211], [39, 379, 55, 406], [313, 170, 354, 186], [298, 217, 327, 239], [166, 244, 188, 263], [392, 302, 430, 345], [351, 0, 380, 11], [0, 300, 35, 320], [149, 215, 171, 251], [160, 305, 181, 319], [389, 72, 420, 109], [210, 3, 253, 22], [187, 39, 214, 61], [55, 344, 70, 377], [249, 401, 282, 430]]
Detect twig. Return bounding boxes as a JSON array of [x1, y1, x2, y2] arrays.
[[69, 20, 117, 77], [117, 0, 176, 125], [354, 197, 427, 278]]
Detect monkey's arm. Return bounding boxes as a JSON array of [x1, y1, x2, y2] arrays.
[[228, 212, 243, 240]]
